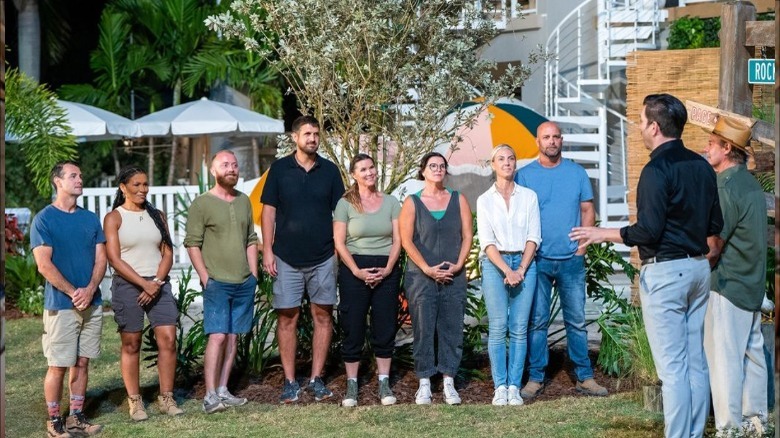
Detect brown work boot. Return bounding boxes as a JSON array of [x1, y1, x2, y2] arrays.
[[576, 378, 608, 396], [520, 381, 544, 400], [64, 412, 103, 436], [158, 392, 184, 416], [46, 417, 72, 438], [127, 395, 148, 421]]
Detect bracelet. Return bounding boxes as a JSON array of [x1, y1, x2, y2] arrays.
[[518, 265, 526, 272], [152, 277, 164, 284]]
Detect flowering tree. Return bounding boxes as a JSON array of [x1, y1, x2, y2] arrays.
[[207, 0, 541, 191]]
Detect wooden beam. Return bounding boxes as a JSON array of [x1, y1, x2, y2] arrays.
[[719, 2, 756, 117], [746, 21, 776, 47], [667, 0, 775, 20]]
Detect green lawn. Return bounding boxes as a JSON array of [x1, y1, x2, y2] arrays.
[[6, 316, 665, 437]]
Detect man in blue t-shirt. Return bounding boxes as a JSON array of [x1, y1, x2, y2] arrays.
[[515, 121, 607, 399], [31, 161, 107, 437]]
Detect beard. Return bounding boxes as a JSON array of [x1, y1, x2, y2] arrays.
[[216, 173, 238, 188]]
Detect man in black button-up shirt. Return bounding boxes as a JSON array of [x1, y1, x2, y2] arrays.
[[572, 94, 722, 438]]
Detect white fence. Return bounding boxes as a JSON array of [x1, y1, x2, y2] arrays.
[[79, 178, 261, 266]]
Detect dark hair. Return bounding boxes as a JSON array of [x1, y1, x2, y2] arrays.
[[112, 165, 174, 249], [417, 152, 448, 180], [642, 93, 687, 139], [292, 115, 320, 133], [343, 153, 375, 213], [50, 160, 80, 194]]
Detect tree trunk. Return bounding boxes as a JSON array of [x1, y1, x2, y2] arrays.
[[251, 137, 260, 178], [15, 0, 40, 81], [642, 385, 663, 413], [167, 137, 177, 186], [147, 137, 154, 186]]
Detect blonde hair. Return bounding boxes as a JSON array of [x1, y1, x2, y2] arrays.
[[490, 144, 516, 161]]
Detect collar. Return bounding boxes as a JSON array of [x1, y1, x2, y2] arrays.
[[649, 138, 683, 159], [287, 153, 321, 170], [718, 163, 745, 179], [489, 182, 519, 196]]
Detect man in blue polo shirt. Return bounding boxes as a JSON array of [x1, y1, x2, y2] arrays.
[[31, 161, 107, 437], [515, 121, 607, 399], [261, 115, 345, 403]]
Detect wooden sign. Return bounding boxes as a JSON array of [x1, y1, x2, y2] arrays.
[[685, 100, 755, 131]]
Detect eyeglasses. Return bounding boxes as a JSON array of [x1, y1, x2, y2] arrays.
[[427, 163, 447, 171]]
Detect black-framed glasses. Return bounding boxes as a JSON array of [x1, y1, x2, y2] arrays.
[[427, 163, 447, 171]]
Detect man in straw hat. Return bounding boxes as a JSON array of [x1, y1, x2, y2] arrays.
[[702, 115, 768, 434], [570, 93, 723, 438]]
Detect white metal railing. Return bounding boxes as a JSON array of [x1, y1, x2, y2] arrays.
[[456, 0, 534, 30]]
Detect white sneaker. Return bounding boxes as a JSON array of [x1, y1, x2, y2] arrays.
[[415, 380, 432, 405], [492, 385, 508, 406], [443, 380, 461, 405], [508, 385, 524, 406]]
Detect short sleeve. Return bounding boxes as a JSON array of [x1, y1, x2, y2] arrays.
[[92, 213, 106, 244], [333, 198, 350, 223], [30, 211, 50, 250], [330, 169, 346, 210], [578, 166, 594, 202], [261, 164, 280, 207], [387, 195, 401, 219], [244, 196, 259, 246], [718, 188, 737, 242]]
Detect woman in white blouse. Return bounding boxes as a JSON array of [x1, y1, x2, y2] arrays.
[[476, 145, 541, 406]]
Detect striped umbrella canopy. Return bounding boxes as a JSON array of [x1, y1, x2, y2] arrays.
[[436, 97, 547, 175]]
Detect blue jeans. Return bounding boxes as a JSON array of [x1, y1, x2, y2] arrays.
[[482, 254, 536, 388], [527, 255, 593, 383], [641, 257, 710, 438]]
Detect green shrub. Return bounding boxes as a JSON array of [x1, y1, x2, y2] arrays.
[[17, 285, 44, 316], [6, 252, 44, 303], [667, 16, 720, 50]]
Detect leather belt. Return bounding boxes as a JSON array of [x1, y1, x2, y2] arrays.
[[498, 250, 523, 255], [641, 254, 705, 266]]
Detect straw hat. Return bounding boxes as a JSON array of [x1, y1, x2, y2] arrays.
[[707, 116, 756, 169]]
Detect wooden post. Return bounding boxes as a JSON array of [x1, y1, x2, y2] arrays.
[[1, 0, 6, 435], [774, 3, 779, 436], [719, 2, 757, 116]]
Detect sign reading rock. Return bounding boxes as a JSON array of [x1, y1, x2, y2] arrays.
[[747, 59, 775, 85]]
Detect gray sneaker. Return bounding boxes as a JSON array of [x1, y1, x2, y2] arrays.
[[202, 393, 227, 414], [279, 379, 301, 404], [308, 376, 333, 401], [342, 379, 358, 407], [378, 378, 397, 406], [218, 389, 248, 407]]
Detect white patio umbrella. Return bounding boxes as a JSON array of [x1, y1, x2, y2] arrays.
[[6, 99, 142, 142], [135, 97, 284, 136]]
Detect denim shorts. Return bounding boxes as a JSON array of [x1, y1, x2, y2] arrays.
[[111, 276, 178, 332], [272, 255, 337, 309], [203, 275, 257, 335]]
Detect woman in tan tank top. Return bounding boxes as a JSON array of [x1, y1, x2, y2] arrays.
[[103, 166, 183, 421]]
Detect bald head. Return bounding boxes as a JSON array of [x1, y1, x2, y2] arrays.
[[536, 121, 563, 166]]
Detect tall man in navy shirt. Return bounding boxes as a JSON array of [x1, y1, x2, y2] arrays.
[[31, 161, 107, 437], [573, 94, 723, 438], [515, 121, 607, 399], [261, 116, 345, 403]]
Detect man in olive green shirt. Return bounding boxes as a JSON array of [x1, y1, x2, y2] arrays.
[[703, 116, 768, 433], [185, 150, 258, 413]]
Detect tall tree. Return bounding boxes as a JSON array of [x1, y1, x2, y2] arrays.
[[208, 0, 540, 192]]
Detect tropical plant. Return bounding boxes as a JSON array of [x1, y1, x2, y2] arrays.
[[208, 0, 541, 192], [17, 285, 45, 316], [235, 264, 279, 374], [5, 252, 45, 303], [6, 68, 78, 198]]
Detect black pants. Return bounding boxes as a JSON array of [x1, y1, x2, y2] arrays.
[[338, 255, 401, 362]]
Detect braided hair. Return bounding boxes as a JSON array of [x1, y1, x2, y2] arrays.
[[342, 153, 375, 214], [112, 165, 173, 249]]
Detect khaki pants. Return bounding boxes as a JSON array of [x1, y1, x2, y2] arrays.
[[704, 291, 767, 431]]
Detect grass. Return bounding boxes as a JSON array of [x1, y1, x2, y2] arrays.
[[6, 316, 665, 437]]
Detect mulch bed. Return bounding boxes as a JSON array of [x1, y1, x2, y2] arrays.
[[190, 348, 633, 406]]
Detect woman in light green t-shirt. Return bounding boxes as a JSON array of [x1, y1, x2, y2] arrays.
[[333, 153, 402, 407]]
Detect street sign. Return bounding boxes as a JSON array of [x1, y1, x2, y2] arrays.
[[747, 58, 775, 84]]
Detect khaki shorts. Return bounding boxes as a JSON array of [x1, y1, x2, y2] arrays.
[[42, 305, 103, 367]]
